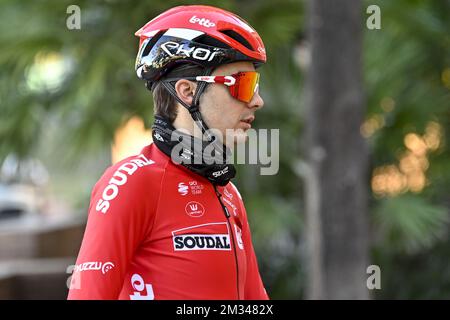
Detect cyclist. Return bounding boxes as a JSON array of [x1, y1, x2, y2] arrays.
[[68, 5, 268, 300]]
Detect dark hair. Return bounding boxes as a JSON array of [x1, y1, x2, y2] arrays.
[[150, 64, 206, 123]]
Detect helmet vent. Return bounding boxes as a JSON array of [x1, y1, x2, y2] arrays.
[[193, 34, 229, 49], [219, 29, 253, 51]]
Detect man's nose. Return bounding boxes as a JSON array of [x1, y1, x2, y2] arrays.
[[248, 91, 264, 110]]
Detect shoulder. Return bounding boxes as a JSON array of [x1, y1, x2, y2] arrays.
[[91, 144, 168, 214]]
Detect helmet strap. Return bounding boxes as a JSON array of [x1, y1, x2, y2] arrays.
[[160, 67, 215, 141]]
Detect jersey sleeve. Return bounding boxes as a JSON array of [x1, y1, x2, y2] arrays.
[[67, 163, 159, 300], [232, 184, 269, 300]]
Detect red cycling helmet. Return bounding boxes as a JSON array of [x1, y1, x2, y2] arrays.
[[135, 5, 266, 84]]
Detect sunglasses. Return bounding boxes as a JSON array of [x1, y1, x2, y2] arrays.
[[163, 71, 260, 103]]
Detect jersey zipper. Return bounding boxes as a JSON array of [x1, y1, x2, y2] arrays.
[[214, 185, 240, 300]]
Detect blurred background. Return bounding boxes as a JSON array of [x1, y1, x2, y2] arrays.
[[0, 0, 448, 299]]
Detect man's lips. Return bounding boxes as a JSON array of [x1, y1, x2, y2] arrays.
[[239, 116, 254, 130], [240, 116, 255, 124]]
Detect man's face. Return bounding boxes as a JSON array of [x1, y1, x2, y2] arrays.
[[199, 61, 264, 146]]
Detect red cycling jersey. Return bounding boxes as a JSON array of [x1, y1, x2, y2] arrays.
[[67, 143, 268, 300]]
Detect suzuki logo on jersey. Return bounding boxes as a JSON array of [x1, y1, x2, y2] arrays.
[[178, 182, 189, 196], [129, 273, 154, 300], [189, 15, 216, 28], [74, 261, 115, 275], [96, 154, 154, 214], [185, 201, 205, 218], [161, 41, 220, 62], [172, 223, 231, 251]]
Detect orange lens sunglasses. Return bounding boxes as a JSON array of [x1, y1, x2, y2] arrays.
[[164, 71, 260, 103]]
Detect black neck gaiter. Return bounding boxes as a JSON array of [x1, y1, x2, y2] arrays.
[[151, 115, 236, 186]]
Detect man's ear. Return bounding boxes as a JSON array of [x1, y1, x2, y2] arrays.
[[174, 79, 197, 106]]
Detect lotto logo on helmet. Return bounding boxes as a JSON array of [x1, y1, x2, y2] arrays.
[[172, 222, 231, 251], [189, 15, 216, 28]]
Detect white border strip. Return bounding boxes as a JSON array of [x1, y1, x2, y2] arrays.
[[164, 28, 204, 40]]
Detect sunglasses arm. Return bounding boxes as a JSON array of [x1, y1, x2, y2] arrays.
[[195, 75, 236, 86]]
